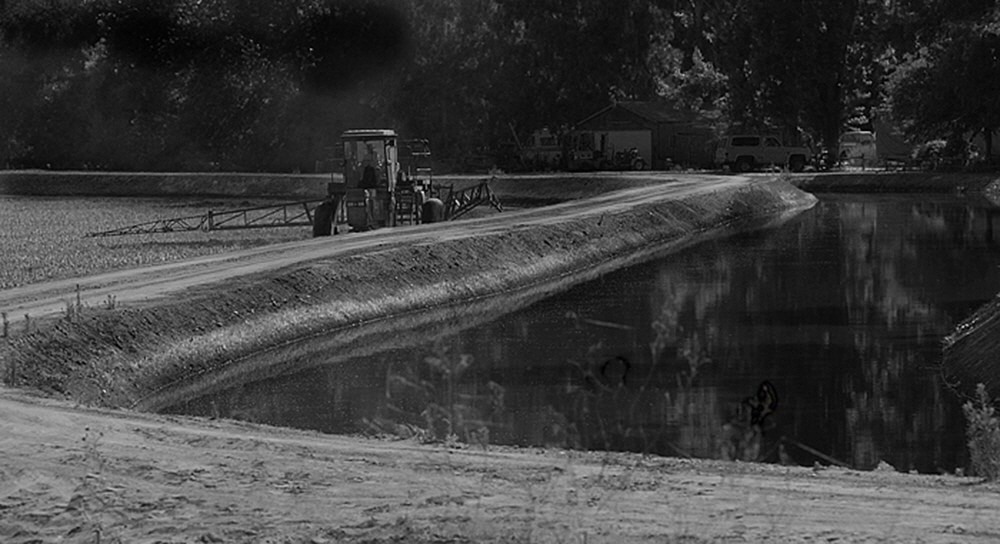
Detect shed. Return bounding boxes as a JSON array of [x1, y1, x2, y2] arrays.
[[570, 101, 716, 170]]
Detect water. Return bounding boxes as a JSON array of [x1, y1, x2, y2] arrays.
[[164, 193, 1000, 473]]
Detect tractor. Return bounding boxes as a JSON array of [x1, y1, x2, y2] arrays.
[[312, 129, 501, 237], [312, 129, 431, 236], [87, 129, 502, 239]]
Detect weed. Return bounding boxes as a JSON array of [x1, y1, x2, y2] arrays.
[[376, 339, 506, 446], [82, 425, 107, 474], [60, 290, 119, 324], [70, 425, 125, 543], [2, 352, 14, 386], [962, 383, 1000, 480], [64, 299, 81, 322]]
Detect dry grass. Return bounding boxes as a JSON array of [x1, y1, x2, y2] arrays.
[[1, 196, 308, 289], [963, 383, 1000, 480]]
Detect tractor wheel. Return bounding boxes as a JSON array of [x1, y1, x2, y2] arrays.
[[788, 155, 806, 172], [312, 201, 334, 237], [421, 198, 444, 224], [632, 158, 646, 171]]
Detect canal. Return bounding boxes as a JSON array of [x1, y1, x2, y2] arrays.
[[164, 193, 1000, 473]]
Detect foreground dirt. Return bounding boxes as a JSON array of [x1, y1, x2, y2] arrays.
[[2, 173, 999, 542], [3, 388, 998, 543]]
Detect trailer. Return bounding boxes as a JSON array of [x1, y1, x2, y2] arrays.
[[837, 120, 914, 168]]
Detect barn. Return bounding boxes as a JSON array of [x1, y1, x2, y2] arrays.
[[569, 101, 717, 170]]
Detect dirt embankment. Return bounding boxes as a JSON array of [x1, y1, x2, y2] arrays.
[[791, 171, 1000, 194], [2, 176, 814, 411]]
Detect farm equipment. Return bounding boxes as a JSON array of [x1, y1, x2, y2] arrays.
[[86, 200, 323, 237], [87, 129, 502, 238], [312, 129, 501, 235], [566, 131, 647, 171]]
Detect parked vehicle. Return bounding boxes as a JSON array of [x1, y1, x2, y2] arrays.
[[714, 135, 811, 173], [838, 131, 877, 166], [566, 131, 649, 171], [513, 127, 563, 171], [611, 147, 646, 171]]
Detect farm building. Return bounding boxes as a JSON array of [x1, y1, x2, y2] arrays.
[[567, 101, 716, 170]]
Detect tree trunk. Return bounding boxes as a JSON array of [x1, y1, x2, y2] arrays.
[[984, 127, 994, 161]]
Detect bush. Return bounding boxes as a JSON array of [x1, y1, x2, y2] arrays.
[[962, 383, 1000, 480]]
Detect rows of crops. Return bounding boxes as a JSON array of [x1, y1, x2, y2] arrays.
[[1, 196, 309, 290]]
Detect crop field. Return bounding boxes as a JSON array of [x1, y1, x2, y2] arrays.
[[1, 196, 311, 289]]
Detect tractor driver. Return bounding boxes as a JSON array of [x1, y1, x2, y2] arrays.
[[360, 143, 381, 188]]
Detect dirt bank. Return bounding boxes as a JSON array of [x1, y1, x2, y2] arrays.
[[791, 171, 1000, 194], [3, 176, 813, 411]]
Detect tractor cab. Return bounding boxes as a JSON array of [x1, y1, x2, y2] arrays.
[[330, 129, 400, 231], [342, 129, 399, 193]]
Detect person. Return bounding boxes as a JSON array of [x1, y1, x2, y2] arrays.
[[360, 144, 378, 188], [361, 164, 377, 188]]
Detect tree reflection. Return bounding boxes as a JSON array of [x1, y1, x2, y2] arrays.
[[164, 196, 1000, 474], [460, 195, 999, 472]]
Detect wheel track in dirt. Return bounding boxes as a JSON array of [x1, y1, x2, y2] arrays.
[[0, 175, 741, 325]]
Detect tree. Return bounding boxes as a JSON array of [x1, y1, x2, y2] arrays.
[[487, 0, 671, 138], [713, 0, 875, 151], [0, 0, 411, 171], [889, 5, 1000, 159]]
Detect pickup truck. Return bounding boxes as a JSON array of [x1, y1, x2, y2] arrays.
[[715, 135, 811, 173]]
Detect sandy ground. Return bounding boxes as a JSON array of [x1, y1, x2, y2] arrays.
[[2, 173, 1000, 542], [3, 387, 999, 543]]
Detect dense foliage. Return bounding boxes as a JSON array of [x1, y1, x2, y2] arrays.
[[0, 0, 997, 171]]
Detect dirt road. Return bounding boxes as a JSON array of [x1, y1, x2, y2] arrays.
[[0, 175, 740, 326]]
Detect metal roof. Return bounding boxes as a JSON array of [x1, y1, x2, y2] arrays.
[[340, 129, 397, 140], [575, 101, 709, 128]]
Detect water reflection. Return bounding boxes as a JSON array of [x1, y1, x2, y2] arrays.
[[164, 194, 1000, 473]]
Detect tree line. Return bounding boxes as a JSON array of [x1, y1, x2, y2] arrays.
[[0, 0, 997, 172]]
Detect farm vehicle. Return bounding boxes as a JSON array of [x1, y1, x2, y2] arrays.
[[89, 129, 503, 238], [565, 131, 647, 172], [501, 127, 649, 172], [714, 135, 811, 173]]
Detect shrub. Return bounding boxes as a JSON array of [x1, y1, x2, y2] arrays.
[[962, 383, 1000, 480]]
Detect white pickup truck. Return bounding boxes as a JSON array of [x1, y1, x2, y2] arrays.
[[715, 135, 811, 173]]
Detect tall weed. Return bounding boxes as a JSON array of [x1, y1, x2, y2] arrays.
[[962, 383, 1000, 480]]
